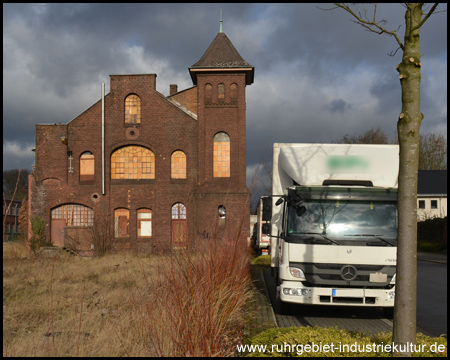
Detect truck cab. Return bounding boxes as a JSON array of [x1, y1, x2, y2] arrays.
[[266, 143, 399, 317]]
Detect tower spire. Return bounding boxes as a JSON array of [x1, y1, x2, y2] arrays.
[[219, 9, 223, 33]]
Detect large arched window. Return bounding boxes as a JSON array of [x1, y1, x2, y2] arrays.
[[51, 204, 94, 227], [213, 132, 230, 177], [171, 151, 187, 179], [80, 151, 94, 182], [111, 146, 155, 180], [125, 94, 141, 124]]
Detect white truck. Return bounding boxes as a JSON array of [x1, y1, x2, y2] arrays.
[[252, 197, 271, 255], [263, 143, 399, 317]]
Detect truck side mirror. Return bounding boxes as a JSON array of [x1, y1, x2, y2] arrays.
[[262, 223, 271, 235], [262, 197, 272, 221]]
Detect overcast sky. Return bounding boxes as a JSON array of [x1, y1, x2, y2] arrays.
[[3, 3, 447, 187]]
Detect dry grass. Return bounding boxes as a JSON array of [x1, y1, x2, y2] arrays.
[[3, 235, 251, 357]]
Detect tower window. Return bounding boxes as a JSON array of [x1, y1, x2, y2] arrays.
[[125, 94, 141, 124], [205, 83, 212, 101], [218, 83, 225, 99], [230, 83, 238, 100], [213, 132, 230, 178]]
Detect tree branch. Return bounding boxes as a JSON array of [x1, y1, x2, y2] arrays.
[[410, 3, 439, 32], [333, 3, 405, 51]]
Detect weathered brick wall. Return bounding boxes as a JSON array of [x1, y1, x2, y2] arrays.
[[31, 68, 251, 252], [169, 86, 198, 114]]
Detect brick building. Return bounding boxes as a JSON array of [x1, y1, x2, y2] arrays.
[[29, 29, 254, 253]]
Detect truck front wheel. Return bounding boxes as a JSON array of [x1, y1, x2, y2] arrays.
[[275, 286, 292, 315]]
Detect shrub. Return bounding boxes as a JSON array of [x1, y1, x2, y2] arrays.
[[246, 326, 447, 357], [126, 232, 252, 356], [29, 216, 51, 253], [417, 217, 447, 253], [251, 254, 271, 267]]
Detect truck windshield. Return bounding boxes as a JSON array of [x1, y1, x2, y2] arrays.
[[287, 199, 397, 242]]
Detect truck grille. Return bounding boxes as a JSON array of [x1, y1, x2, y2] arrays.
[[290, 262, 395, 287]]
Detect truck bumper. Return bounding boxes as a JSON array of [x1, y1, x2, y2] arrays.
[[279, 281, 395, 307]]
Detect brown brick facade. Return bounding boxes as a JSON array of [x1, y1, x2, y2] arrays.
[[30, 32, 253, 253]]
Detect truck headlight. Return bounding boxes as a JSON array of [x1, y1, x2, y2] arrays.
[[388, 291, 395, 300], [390, 273, 396, 284], [290, 267, 306, 280], [283, 288, 309, 296]]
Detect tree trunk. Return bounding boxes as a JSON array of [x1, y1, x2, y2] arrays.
[[393, 4, 423, 356]]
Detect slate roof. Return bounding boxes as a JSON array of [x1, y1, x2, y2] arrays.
[[417, 170, 447, 195], [189, 32, 254, 85]]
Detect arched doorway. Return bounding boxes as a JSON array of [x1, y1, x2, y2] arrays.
[[171, 203, 186, 246]]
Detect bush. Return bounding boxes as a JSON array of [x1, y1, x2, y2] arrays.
[[251, 255, 271, 267], [417, 217, 447, 253], [246, 326, 447, 357], [29, 216, 52, 253]]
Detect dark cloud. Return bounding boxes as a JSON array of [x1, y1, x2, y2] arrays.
[[3, 3, 447, 174], [323, 99, 353, 114]]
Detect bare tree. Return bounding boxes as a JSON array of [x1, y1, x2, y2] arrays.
[[334, 126, 391, 144], [322, 3, 443, 355], [3, 169, 29, 201], [419, 132, 447, 170]]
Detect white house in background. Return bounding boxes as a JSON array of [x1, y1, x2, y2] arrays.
[[417, 170, 447, 221]]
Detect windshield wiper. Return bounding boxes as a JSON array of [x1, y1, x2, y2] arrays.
[[297, 232, 340, 245], [346, 234, 396, 247]]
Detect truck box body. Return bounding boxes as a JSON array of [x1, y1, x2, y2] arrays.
[[270, 143, 399, 311]]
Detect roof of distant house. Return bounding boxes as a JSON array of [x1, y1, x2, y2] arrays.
[[417, 170, 447, 195]]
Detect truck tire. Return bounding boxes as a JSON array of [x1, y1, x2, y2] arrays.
[[275, 286, 291, 315]]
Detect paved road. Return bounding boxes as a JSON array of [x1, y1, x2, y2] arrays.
[[417, 261, 447, 337], [262, 256, 447, 338]]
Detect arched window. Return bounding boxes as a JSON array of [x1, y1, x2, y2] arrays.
[[230, 83, 238, 100], [111, 146, 155, 180], [171, 203, 187, 246], [205, 83, 212, 101], [125, 94, 141, 124], [137, 208, 152, 237], [80, 151, 94, 181], [114, 208, 129, 238], [218, 83, 225, 99], [171, 151, 187, 179], [51, 204, 94, 227], [213, 132, 230, 177]]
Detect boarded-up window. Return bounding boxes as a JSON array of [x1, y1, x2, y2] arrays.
[[125, 94, 141, 124], [213, 132, 230, 177], [111, 146, 155, 180], [80, 152, 94, 181], [230, 83, 238, 100], [51, 204, 94, 227], [171, 151, 187, 179], [114, 208, 129, 238], [205, 83, 212, 101], [218, 83, 225, 99], [137, 208, 152, 237]]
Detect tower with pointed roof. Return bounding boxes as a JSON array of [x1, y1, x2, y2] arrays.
[[189, 23, 254, 239]]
